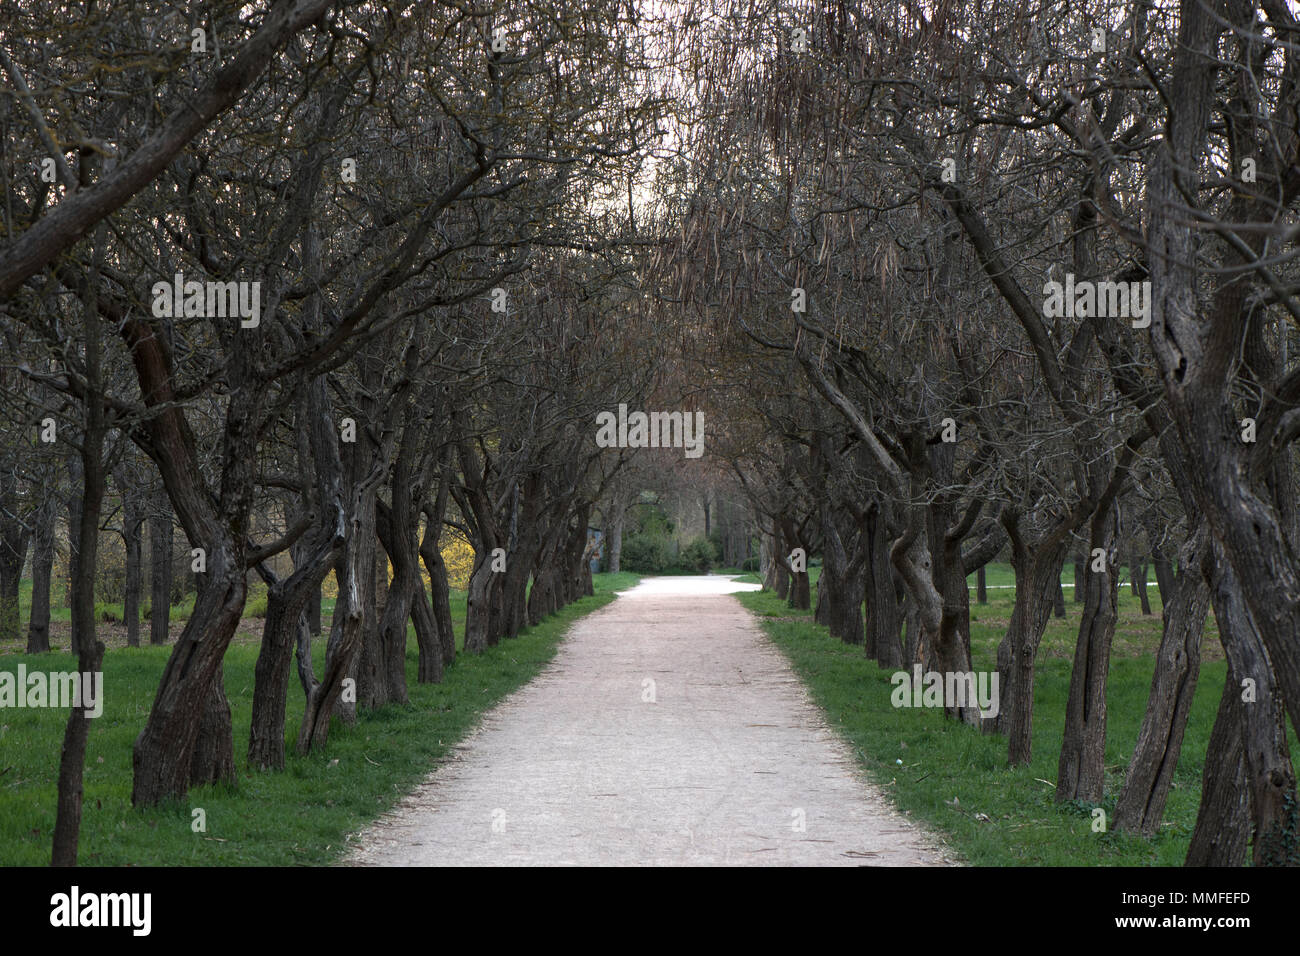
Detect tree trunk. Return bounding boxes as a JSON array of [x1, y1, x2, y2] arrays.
[[892, 504, 979, 724], [1185, 670, 1250, 866], [26, 491, 56, 653], [760, 529, 775, 590], [1151, 545, 1175, 611], [865, 504, 903, 667], [419, 501, 456, 664], [995, 524, 1068, 762], [65, 451, 82, 619], [189, 669, 235, 788], [49, 638, 104, 865], [247, 496, 341, 771], [291, 532, 323, 642], [819, 565, 864, 644], [464, 550, 497, 654], [1056, 501, 1119, 803], [51, 231, 108, 864], [902, 594, 922, 668], [121, 476, 144, 647], [249, 585, 311, 770], [771, 518, 790, 599], [149, 511, 173, 645], [131, 556, 246, 806], [358, 530, 391, 710], [1206, 549, 1298, 867], [816, 502, 864, 644], [609, 505, 625, 574], [375, 560, 412, 706], [499, 475, 541, 639], [527, 562, 554, 626], [976, 564, 987, 604], [375, 490, 419, 703], [787, 566, 810, 609], [1113, 530, 1209, 835], [814, 568, 829, 626], [410, 582, 444, 683], [0, 473, 31, 645], [1132, 559, 1152, 615], [297, 460, 382, 753], [297, 559, 359, 754]]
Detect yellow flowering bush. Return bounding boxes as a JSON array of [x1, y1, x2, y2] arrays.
[[320, 531, 474, 597]]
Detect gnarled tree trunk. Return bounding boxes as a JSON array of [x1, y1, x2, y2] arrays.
[[1113, 529, 1209, 836]]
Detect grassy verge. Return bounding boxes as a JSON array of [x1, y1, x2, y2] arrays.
[[0, 571, 638, 866], [735, 568, 1262, 866]]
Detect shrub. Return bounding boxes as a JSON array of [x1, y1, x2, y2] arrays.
[[678, 536, 716, 573], [441, 533, 475, 590], [620, 534, 672, 573], [628, 500, 674, 538], [707, 531, 725, 562], [94, 602, 122, 623]]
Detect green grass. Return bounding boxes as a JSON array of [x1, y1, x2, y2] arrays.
[[0, 571, 639, 866], [4, 577, 201, 646], [733, 564, 1296, 866]]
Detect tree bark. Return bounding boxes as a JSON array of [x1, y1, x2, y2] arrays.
[[902, 594, 922, 669], [419, 496, 456, 664], [358, 531, 390, 709], [609, 504, 625, 573], [995, 512, 1070, 761], [771, 518, 790, 599], [120, 472, 144, 647], [1056, 499, 1119, 803], [51, 226, 108, 864], [26, 490, 56, 653], [297, 455, 384, 752], [149, 510, 172, 645], [1113, 529, 1209, 835], [189, 669, 235, 788], [0, 472, 32, 644], [865, 503, 903, 667], [464, 550, 498, 654], [65, 450, 81, 620], [1132, 558, 1152, 615], [248, 472, 342, 771], [816, 498, 865, 644], [1185, 670, 1250, 866], [249, 581, 312, 770], [1205, 549, 1298, 867], [1151, 545, 1175, 611], [131, 554, 246, 805]]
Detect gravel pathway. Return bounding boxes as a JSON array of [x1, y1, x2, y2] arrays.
[[346, 576, 954, 866]]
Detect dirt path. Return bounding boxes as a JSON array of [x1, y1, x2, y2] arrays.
[[346, 576, 954, 866]]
